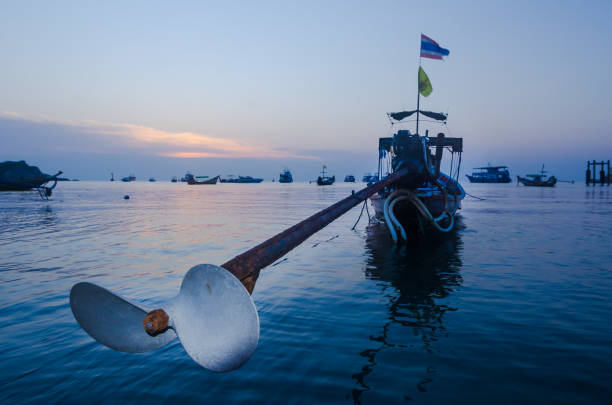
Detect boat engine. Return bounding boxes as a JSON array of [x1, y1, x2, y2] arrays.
[[390, 130, 429, 188]]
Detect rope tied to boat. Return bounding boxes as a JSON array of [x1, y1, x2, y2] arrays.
[[383, 187, 457, 243]]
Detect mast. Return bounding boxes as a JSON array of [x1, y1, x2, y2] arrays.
[[416, 80, 420, 135], [416, 48, 421, 135]]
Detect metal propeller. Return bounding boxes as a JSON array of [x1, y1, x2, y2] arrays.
[[71, 264, 259, 372], [70, 282, 177, 352], [69, 169, 408, 372]]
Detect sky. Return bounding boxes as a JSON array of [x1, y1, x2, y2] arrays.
[[1, 0, 610, 180]]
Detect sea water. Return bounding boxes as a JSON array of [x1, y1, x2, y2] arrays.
[[0, 181, 610, 403]]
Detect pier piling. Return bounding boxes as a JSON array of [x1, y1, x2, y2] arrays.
[[586, 160, 610, 185]]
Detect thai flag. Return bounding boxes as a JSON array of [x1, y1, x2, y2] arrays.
[[420, 34, 449, 60]]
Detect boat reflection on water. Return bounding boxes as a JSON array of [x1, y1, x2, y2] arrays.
[[352, 221, 464, 402]]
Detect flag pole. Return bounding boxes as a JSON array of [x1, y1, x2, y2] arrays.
[[416, 66, 420, 135], [416, 35, 421, 135]]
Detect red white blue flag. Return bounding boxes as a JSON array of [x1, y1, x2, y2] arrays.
[[420, 34, 449, 60]]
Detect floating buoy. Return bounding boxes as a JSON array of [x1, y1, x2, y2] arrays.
[[124, 195, 130, 200]]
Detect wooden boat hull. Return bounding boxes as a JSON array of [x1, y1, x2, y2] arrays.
[[370, 175, 465, 235], [0, 182, 42, 191], [517, 176, 556, 187], [317, 176, 335, 186], [220, 177, 263, 183]]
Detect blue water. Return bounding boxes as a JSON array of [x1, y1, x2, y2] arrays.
[[1, 182, 611, 403]]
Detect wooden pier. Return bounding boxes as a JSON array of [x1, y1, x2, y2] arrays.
[[586, 160, 610, 185]]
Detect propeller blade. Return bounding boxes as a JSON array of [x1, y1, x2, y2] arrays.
[[170, 264, 259, 372], [70, 282, 176, 352]]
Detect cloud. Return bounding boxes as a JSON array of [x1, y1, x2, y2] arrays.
[[0, 111, 316, 160]]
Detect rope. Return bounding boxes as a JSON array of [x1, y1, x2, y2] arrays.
[[388, 196, 409, 241], [465, 192, 486, 200], [383, 192, 400, 243], [383, 189, 457, 240], [351, 198, 369, 230]]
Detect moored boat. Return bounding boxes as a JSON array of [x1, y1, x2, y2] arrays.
[[517, 165, 557, 187], [279, 168, 293, 183], [344, 174, 355, 182], [370, 128, 465, 240], [316, 165, 335, 186], [220, 175, 263, 183], [69, 33, 470, 374], [466, 165, 511, 183], [121, 175, 136, 182]]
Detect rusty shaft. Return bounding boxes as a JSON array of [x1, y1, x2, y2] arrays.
[[221, 168, 409, 293]]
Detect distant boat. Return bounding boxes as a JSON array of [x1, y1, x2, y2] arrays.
[[362, 173, 379, 183], [149, 177, 156, 182], [279, 168, 293, 183], [517, 165, 557, 187], [344, 174, 355, 182], [220, 175, 263, 183], [181, 173, 194, 182], [466, 165, 511, 183], [317, 165, 335, 186], [188, 175, 219, 185], [171, 176, 178, 183], [121, 175, 136, 182]]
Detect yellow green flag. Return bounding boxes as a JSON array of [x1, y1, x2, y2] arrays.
[[418, 66, 432, 97]]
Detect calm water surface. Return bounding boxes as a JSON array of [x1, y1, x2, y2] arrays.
[[0, 181, 611, 403]]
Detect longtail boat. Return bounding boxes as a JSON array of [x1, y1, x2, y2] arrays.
[[69, 116, 465, 373], [220, 175, 263, 183], [69, 33, 464, 373], [371, 124, 464, 239], [0, 160, 62, 199], [316, 165, 335, 185], [517, 165, 557, 187]]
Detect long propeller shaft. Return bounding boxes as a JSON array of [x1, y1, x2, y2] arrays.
[[221, 168, 409, 293]]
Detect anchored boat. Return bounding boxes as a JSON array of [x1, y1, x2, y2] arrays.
[[279, 168, 293, 183], [316, 165, 335, 186], [517, 165, 557, 187], [69, 33, 462, 374], [220, 175, 263, 183], [370, 33, 463, 241], [370, 126, 465, 241], [466, 166, 511, 183]]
